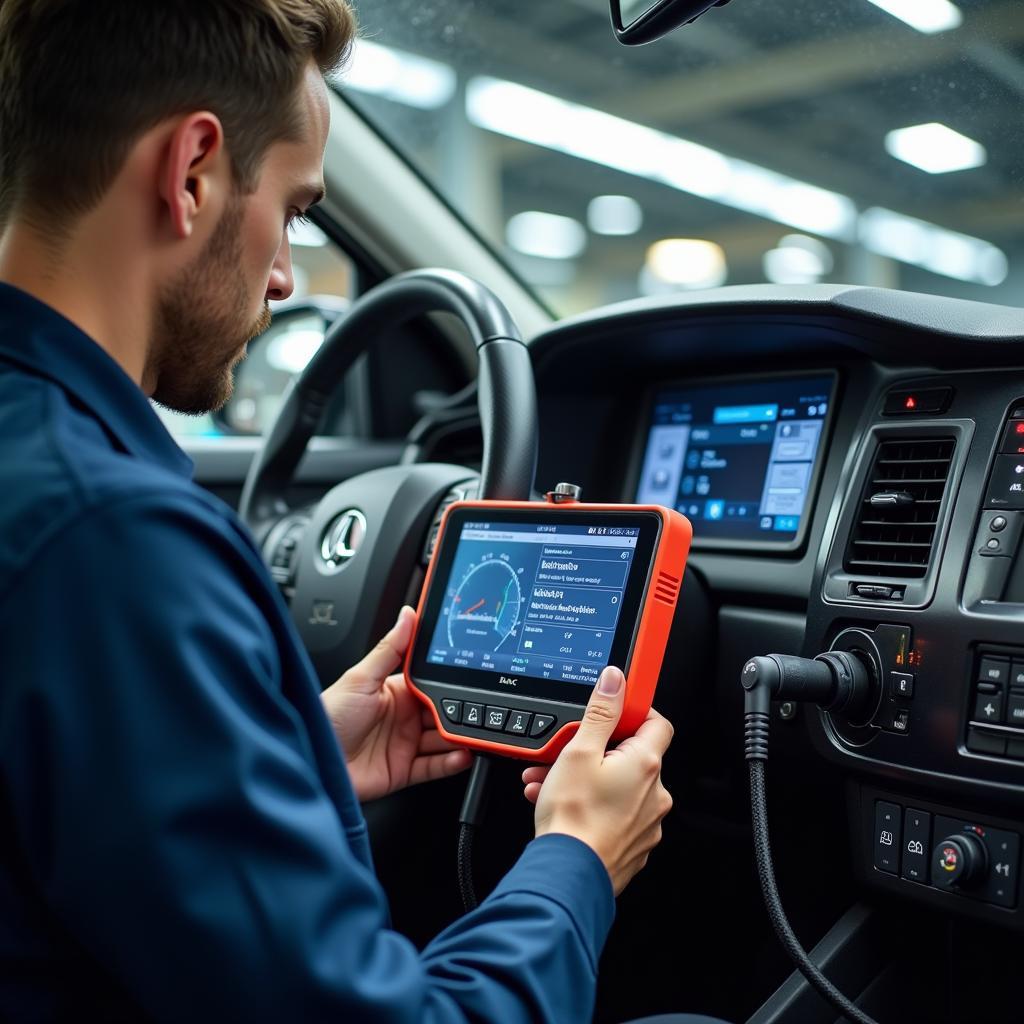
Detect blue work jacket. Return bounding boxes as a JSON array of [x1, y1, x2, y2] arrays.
[[0, 283, 614, 1022]]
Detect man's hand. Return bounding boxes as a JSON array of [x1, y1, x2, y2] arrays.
[[322, 606, 473, 802], [521, 666, 674, 897]]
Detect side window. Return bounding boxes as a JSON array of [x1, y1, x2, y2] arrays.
[[155, 221, 356, 439]]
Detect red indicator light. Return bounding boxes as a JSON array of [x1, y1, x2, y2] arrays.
[[1015, 423, 1024, 435], [905, 396, 917, 410]]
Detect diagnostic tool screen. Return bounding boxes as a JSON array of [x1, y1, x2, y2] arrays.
[[412, 509, 661, 701], [635, 375, 833, 544]]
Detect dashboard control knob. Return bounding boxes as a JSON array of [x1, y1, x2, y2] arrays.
[[932, 833, 988, 890]]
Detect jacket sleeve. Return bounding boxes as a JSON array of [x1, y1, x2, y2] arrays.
[[0, 493, 615, 1023]]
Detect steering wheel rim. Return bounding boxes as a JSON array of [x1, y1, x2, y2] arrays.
[[239, 268, 539, 683]]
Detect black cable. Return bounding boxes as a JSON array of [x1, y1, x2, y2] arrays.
[[748, 758, 879, 1024], [457, 823, 479, 913], [457, 755, 494, 914]]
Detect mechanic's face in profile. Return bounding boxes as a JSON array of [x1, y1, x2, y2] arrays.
[[151, 64, 331, 415]]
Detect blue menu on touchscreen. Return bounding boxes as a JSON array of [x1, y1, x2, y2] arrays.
[[636, 375, 833, 544]]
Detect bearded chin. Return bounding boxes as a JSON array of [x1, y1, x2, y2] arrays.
[[148, 200, 273, 416], [250, 304, 273, 341]]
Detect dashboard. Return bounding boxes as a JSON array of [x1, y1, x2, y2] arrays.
[[526, 283, 1024, 935]]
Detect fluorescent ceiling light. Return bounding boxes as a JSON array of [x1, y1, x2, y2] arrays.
[[885, 122, 986, 174], [860, 208, 1008, 286], [864, 0, 962, 34], [466, 77, 858, 241], [588, 195, 644, 236], [764, 235, 834, 284], [645, 239, 727, 289], [337, 38, 456, 109], [506, 211, 587, 260]]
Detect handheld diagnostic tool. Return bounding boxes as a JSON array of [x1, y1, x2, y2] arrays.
[[405, 498, 692, 761]]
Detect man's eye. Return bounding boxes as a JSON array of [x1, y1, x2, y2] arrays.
[[287, 211, 312, 229]]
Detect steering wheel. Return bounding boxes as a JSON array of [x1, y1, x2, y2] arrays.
[[239, 269, 538, 685]]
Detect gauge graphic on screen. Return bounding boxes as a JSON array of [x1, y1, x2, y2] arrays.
[[447, 557, 522, 651]]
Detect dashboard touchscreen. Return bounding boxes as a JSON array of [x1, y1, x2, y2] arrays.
[[635, 375, 834, 545], [410, 508, 661, 702]]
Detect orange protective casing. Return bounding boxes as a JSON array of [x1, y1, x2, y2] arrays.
[[404, 500, 692, 762]]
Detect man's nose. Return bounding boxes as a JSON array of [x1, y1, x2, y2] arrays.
[[266, 234, 295, 302]]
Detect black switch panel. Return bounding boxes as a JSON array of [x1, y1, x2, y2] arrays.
[[864, 790, 1023, 926]]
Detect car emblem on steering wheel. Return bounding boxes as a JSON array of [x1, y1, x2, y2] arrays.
[[320, 509, 367, 570]]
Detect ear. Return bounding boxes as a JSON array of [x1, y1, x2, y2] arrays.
[[159, 112, 227, 240]]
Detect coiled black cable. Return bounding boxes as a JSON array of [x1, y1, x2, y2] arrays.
[[748, 758, 878, 1024]]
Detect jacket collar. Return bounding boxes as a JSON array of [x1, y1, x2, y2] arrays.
[[0, 282, 194, 478]]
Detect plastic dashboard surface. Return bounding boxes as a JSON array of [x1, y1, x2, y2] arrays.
[[518, 286, 1024, 935]]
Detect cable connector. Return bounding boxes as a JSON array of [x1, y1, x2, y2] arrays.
[[740, 651, 871, 761]]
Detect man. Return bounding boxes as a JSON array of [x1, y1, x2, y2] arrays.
[[0, 2, 674, 1021]]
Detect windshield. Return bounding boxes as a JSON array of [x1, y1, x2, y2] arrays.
[[341, 0, 1021, 317]]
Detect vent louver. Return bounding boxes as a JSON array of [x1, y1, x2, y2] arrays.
[[844, 438, 955, 579]]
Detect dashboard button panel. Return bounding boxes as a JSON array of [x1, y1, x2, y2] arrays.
[[866, 793, 1020, 912], [966, 648, 1024, 762]]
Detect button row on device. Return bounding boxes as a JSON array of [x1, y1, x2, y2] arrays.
[[439, 700, 557, 739]]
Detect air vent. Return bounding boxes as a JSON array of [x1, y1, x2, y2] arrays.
[[844, 438, 955, 579], [653, 570, 680, 606]]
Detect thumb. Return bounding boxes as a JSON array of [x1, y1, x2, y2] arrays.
[[338, 606, 416, 694], [569, 666, 625, 755]]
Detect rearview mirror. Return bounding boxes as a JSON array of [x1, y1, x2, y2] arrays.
[[610, 0, 732, 45]]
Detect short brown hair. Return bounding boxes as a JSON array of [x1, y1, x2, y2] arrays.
[[0, 0, 356, 228]]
